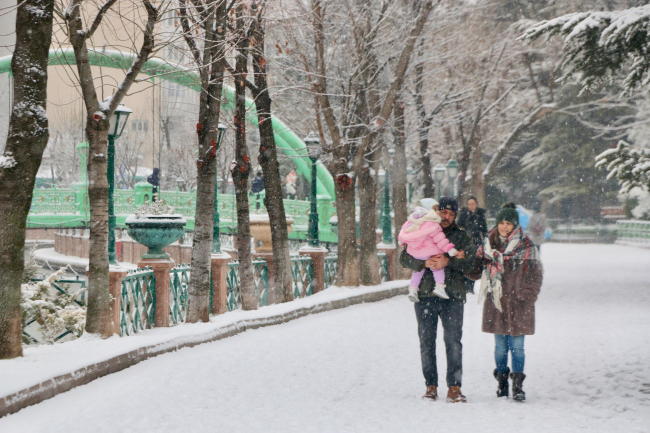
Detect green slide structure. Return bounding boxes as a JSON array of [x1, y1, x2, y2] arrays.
[[0, 49, 335, 200]]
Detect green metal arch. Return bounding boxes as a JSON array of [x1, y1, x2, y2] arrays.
[[0, 49, 334, 199]]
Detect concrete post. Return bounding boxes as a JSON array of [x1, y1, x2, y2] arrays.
[[109, 267, 128, 335], [137, 258, 175, 328], [377, 243, 397, 281], [299, 246, 328, 294], [211, 252, 231, 315]]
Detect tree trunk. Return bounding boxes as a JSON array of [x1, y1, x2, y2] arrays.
[[85, 125, 112, 335], [311, 0, 359, 286], [414, 51, 435, 199], [358, 166, 381, 285], [0, 0, 54, 359], [251, 18, 293, 303], [231, 4, 256, 311], [463, 139, 485, 206], [391, 100, 409, 279], [187, 1, 228, 322]]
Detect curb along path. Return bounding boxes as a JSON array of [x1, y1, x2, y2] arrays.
[[0, 282, 408, 418]]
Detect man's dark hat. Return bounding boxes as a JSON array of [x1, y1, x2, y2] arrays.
[[438, 196, 458, 214]]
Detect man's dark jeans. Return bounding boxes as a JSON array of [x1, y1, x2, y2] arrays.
[[414, 296, 464, 388]]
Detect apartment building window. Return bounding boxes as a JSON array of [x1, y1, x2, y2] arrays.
[[168, 82, 185, 99], [131, 119, 149, 132]]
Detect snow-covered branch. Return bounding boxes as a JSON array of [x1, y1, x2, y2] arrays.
[[520, 5, 650, 93], [596, 140, 650, 193]]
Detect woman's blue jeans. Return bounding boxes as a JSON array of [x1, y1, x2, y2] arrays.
[[494, 334, 525, 373]]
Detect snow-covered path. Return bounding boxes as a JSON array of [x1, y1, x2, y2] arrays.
[[2, 243, 649, 433]]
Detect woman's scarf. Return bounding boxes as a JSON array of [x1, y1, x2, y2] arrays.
[[477, 225, 540, 312]]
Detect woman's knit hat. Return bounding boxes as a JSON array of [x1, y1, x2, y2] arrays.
[[496, 202, 519, 226]]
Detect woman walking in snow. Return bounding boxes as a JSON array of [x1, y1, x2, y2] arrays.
[[477, 202, 543, 401]]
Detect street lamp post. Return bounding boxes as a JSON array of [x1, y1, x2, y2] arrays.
[[107, 102, 132, 265], [379, 166, 393, 245], [406, 166, 415, 203], [212, 124, 227, 254], [304, 132, 321, 247], [433, 164, 446, 201], [176, 177, 185, 192], [446, 159, 459, 198]]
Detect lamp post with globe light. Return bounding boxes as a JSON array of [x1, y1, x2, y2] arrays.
[[212, 124, 227, 254], [406, 166, 415, 203], [379, 149, 394, 245], [304, 132, 321, 247], [176, 177, 185, 192], [434, 164, 446, 201], [107, 101, 132, 265], [446, 159, 459, 198]]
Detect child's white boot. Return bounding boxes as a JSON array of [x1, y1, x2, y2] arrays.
[[432, 284, 450, 299], [408, 286, 420, 302]]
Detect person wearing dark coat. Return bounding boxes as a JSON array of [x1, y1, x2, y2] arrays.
[[457, 196, 488, 293], [251, 171, 265, 209], [457, 196, 488, 248], [400, 196, 477, 404], [147, 168, 160, 202], [477, 202, 543, 402]]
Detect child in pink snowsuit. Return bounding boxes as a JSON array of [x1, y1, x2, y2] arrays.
[[398, 203, 458, 302]]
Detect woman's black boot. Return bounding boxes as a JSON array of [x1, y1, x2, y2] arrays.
[[494, 368, 510, 398], [510, 372, 526, 401]]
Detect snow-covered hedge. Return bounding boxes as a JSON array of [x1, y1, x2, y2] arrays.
[[21, 267, 86, 345], [134, 199, 175, 218]]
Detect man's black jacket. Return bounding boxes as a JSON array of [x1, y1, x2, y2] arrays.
[[399, 223, 476, 301]]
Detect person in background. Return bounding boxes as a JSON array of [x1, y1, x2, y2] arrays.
[[477, 202, 543, 402], [283, 170, 297, 199], [147, 168, 160, 202], [457, 196, 488, 293], [251, 171, 265, 209], [527, 203, 547, 251]]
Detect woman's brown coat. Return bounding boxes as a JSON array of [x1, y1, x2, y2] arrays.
[[481, 229, 543, 336]]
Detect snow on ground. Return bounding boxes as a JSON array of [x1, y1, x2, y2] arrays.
[[2, 243, 649, 433]]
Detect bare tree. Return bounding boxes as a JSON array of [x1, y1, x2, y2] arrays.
[[0, 0, 55, 359], [178, 0, 229, 322], [249, 2, 293, 303], [62, 0, 158, 336], [230, 1, 256, 310]]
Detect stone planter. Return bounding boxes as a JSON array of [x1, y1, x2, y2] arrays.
[[125, 214, 187, 259], [250, 213, 294, 252]]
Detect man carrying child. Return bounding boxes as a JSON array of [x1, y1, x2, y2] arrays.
[[399, 197, 477, 403]]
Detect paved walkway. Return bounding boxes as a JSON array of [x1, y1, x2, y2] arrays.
[[1, 243, 649, 432]]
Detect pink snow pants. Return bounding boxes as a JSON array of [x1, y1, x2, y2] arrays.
[[410, 252, 446, 289]]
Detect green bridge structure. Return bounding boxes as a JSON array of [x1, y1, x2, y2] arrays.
[[0, 50, 338, 242]]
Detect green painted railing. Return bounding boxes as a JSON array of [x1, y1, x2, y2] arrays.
[[120, 268, 156, 336], [169, 265, 191, 326], [226, 259, 270, 311], [378, 252, 389, 283], [324, 254, 338, 289], [29, 186, 337, 242], [291, 255, 314, 299], [616, 220, 650, 245]]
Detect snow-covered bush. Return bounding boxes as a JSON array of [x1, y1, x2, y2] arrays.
[[134, 199, 175, 218], [596, 140, 650, 194], [621, 187, 650, 220], [21, 267, 86, 344]]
